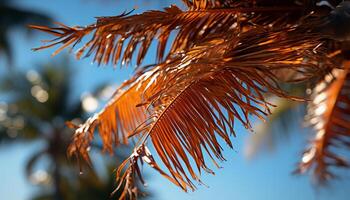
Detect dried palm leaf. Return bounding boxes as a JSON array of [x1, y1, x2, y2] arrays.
[[297, 65, 350, 184], [29, 1, 318, 67]]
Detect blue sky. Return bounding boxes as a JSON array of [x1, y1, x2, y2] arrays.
[[0, 0, 349, 200]]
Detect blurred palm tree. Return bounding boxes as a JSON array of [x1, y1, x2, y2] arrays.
[[0, 60, 149, 200], [0, 0, 51, 66], [245, 84, 307, 158]]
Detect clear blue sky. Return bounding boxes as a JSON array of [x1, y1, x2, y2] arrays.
[[0, 0, 349, 200]]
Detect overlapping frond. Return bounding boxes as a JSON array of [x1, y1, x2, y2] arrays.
[[111, 66, 280, 196], [132, 69, 277, 190], [297, 66, 350, 184]]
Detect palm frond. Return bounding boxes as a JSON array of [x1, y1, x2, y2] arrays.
[[134, 68, 276, 188], [110, 65, 283, 199], [297, 66, 350, 184], [29, 1, 315, 67]]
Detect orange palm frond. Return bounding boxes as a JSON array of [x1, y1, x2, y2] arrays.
[[130, 69, 276, 190], [297, 65, 350, 184], [111, 65, 283, 198], [66, 25, 329, 166], [29, 2, 314, 66]]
